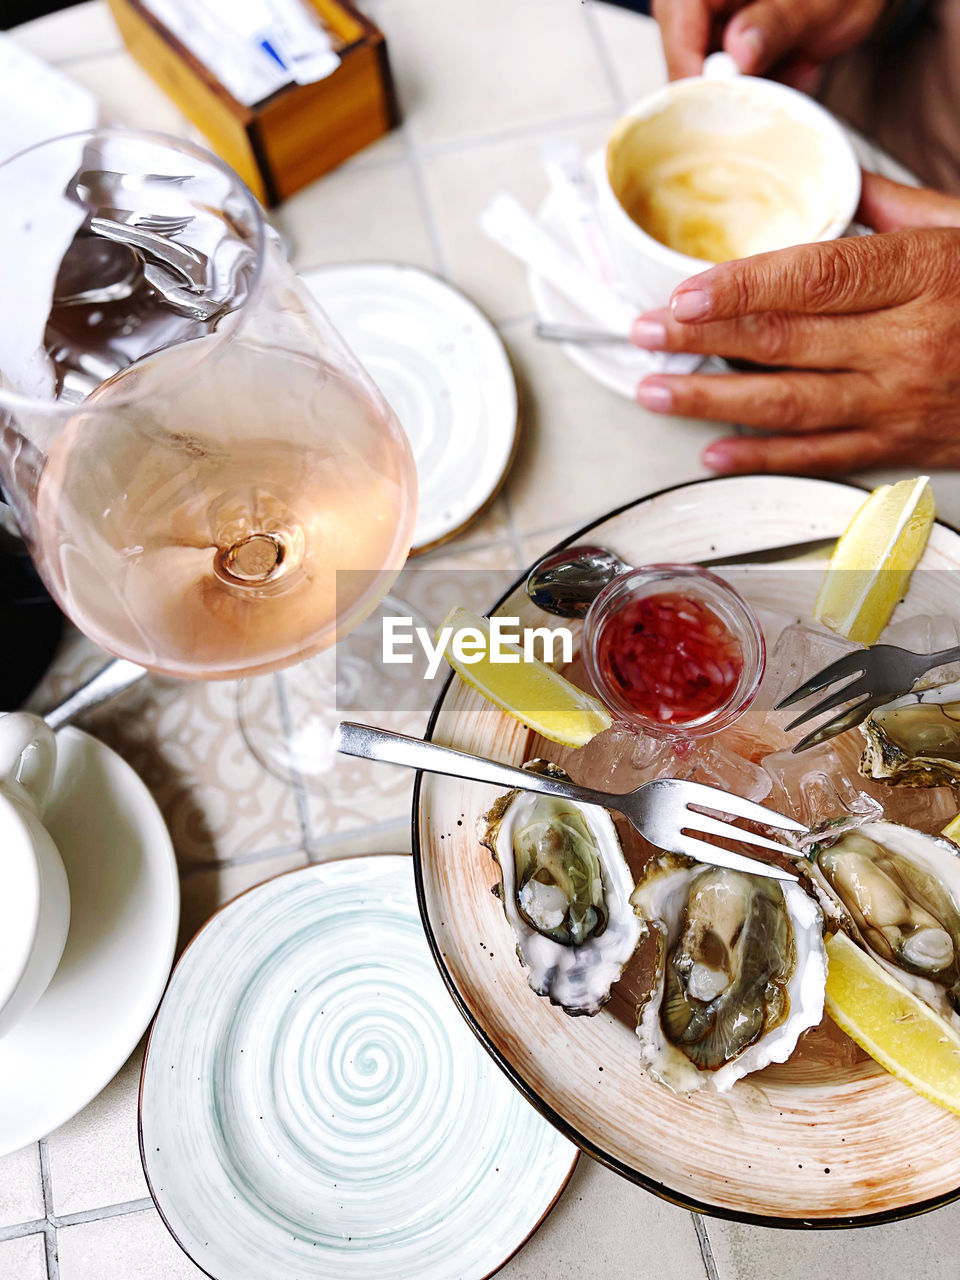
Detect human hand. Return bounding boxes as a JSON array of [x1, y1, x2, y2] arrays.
[[652, 0, 886, 86], [632, 173, 960, 476]]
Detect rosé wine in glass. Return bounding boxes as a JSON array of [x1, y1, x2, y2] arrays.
[[0, 131, 417, 683], [35, 330, 415, 680]]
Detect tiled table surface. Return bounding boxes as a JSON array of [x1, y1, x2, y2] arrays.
[[6, 4, 960, 1278]]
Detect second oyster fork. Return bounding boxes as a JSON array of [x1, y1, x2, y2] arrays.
[[98, 209, 194, 236], [776, 643, 960, 752], [336, 722, 804, 881]]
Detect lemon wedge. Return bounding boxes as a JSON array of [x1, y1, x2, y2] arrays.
[[943, 814, 960, 845], [436, 605, 611, 747], [813, 476, 935, 645], [824, 931, 960, 1116]]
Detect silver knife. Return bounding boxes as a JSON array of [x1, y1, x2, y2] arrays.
[[697, 535, 838, 568], [526, 536, 839, 619]]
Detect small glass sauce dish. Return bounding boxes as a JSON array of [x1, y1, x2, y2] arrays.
[[582, 564, 765, 738]]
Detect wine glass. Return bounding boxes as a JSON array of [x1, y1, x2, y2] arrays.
[[0, 129, 417, 734], [236, 587, 433, 789]]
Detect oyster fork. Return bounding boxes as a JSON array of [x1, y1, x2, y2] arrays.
[[336, 722, 804, 882], [97, 209, 195, 237], [776, 643, 960, 753], [88, 217, 207, 291]]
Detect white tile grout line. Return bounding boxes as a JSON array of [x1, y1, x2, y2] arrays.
[[36, 1139, 59, 1280], [502, 487, 532, 574], [50, 1199, 156, 1229], [56, 45, 125, 68], [492, 308, 542, 568], [416, 531, 519, 566], [178, 840, 308, 876], [274, 671, 315, 849], [306, 815, 412, 859], [496, 312, 538, 332], [0, 1218, 46, 1245], [518, 514, 595, 548], [291, 104, 621, 181], [412, 107, 620, 160], [0, 1198, 159, 1248], [399, 122, 449, 279], [0, 1195, 726, 1279], [693, 1213, 721, 1280]]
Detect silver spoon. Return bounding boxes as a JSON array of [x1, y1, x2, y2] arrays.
[[41, 658, 148, 730], [534, 322, 633, 345], [525, 534, 842, 619], [52, 236, 141, 307], [525, 544, 628, 619]]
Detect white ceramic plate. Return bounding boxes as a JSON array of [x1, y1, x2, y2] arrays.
[[414, 475, 960, 1225], [140, 855, 578, 1280], [301, 263, 519, 554], [0, 726, 179, 1155]]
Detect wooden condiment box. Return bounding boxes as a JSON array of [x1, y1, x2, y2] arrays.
[[105, 0, 399, 206]]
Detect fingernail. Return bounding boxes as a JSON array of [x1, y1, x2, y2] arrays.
[[703, 444, 735, 473], [631, 318, 668, 349], [737, 26, 764, 57], [725, 24, 764, 72], [671, 289, 710, 322], [637, 380, 673, 412]]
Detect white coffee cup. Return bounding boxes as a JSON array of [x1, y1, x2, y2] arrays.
[[596, 53, 862, 309], [0, 712, 70, 1038]]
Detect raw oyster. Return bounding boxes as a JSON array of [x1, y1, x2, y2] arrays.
[[805, 820, 960, 1029], [860, 680, 960, 788], [478, 763, 640, 1016], [631, 855, 826, 1093]]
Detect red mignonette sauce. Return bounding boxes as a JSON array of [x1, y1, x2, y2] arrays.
[[596, 592, 743, 724], [583, 565, 765, 736]]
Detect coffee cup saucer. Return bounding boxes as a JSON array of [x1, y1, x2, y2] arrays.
[[0, 725, 178, 1156], [531, 131, 917, 400], [529, 163, 726, 400]]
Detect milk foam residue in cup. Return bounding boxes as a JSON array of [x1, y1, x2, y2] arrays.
[[607, 83, 836, 263]]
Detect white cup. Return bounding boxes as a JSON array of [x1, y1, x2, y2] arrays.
[[596, 53, 862, 309], [0, 712, 70, 1038]]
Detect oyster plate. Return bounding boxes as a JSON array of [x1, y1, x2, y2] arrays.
[[413, 474, 960, 1225]]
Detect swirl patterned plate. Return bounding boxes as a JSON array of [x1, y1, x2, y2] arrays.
[[139, 856, 578, 1280]]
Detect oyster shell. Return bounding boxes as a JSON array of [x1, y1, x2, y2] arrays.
[[478, 763, 640, 1016], [805, 820, 960, 1029], [630, 855, 826, 1093], [860, 680, 960, 788]]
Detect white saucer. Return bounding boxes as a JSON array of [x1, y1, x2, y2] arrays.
[[301, 263, 519, 554], [141, 856, 577, 1280], [529, 171, 721, 401], [529, 135, 914, 400], [0, 727, 179, 1155]]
